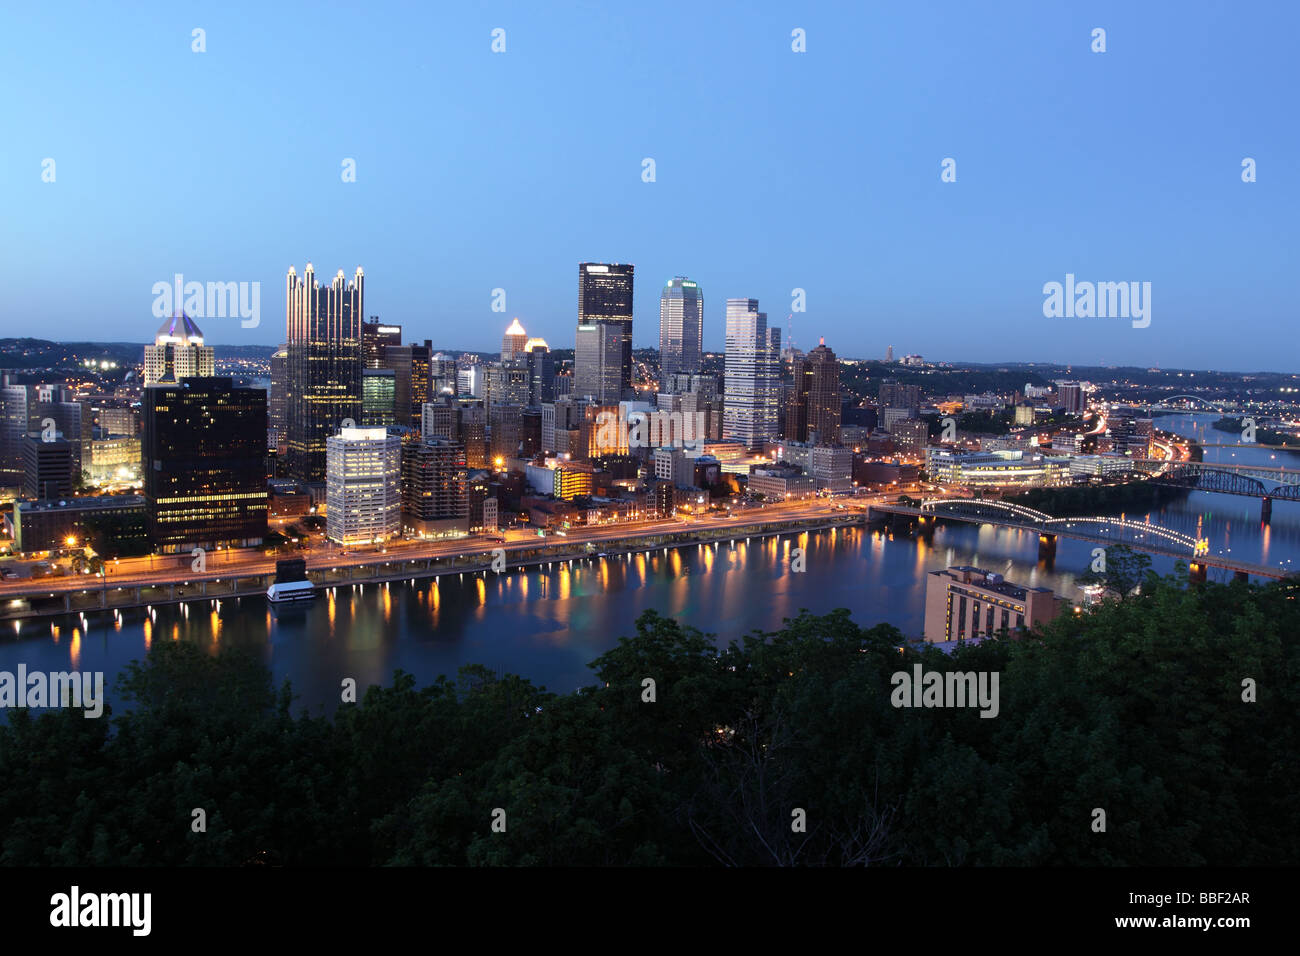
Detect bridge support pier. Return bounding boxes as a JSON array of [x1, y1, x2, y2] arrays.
[[1037, 533, 1057, 566], [1189, 562, 1207, 584], [916, 515, 935, 538], [1261, 496, 1272, 524]]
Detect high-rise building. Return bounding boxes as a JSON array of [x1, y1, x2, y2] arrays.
[[381, 344, 414, 427], [460, 404, 488, 469], [285, 263, 364, 485], [1058, 382, 1084, 415], [723, 298, 781, 448], [325, 426, 401, 545], [143, 313, 215, 386], [142, 377, 268, 553], [923, 566, 1063, 643], [362, 318, 402, 369], [891, 418, 930, 459], [879, 379, 921, 412], [489, 404, 523, 464], [361, 369, 397, 427], [574, 320, 623, 405], [0, 383, 29, 487], [806, 339, 841, 445], [421, 400, 459, 442], [659, 277, 703, 377], [784, 358, 810, 442], [410, 341, 432, 430], [22, 435, 73, 501], [269, 344, 288, 453], [485, 364, 531, 410], [885, 345, 894, 363], [526, 339, 555, 405], [501, 319, 529, 364], [401, 438, 469, 537], [578, 262, 634, 395]]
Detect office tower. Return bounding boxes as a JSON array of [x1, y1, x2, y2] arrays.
[[891, 418, 930, 458], [361, 369, 397, 427], [806, 338, 841, 444], [96, 406, 139, 438], [1108, 405, 1154, 457], [526, 339, 555, 405], [0, 383, 28, 487], [422, 400, 459, 442], [578, 262, 634, 394], [784, 357, 810, 442], [285, 263, 364, 485], [574, 320, 623, 404], [1058, 382, 1084, 415], [381, 344, 414, 426], [142, 377, 268, 553], [501, 318, 529, 364], [22, 435, 74, 500], [430, 354, 458, 396], [410, 341, 432, 429], [489, 404, 523, 464], [879, 379, 921, 412], [143, 312, 215, 386], [520, 406, 542, 458], [325, 426, 401, 545], [485, 364, 530, 410], [362, 318, 402, 369], [657, 373, 722, 444], [401, 438, 469, 537], [659, 277, 703, 377], [457, 364, 483, 399], [29, 397, 88, 483], [723, 298, 781, 448], [461, 404, 488, 469], [886, 345, 894, 363], [269, 344, 288, 452]]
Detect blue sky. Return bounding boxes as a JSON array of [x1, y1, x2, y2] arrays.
[[2, 1, 1296, 370]]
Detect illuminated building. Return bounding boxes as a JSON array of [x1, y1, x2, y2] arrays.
[[142, 377, 268, 553], [325, 426, 401, 545], [285, 263, 364, 485], [143, 312, 215, 386], [924, 566, 1063, 643]]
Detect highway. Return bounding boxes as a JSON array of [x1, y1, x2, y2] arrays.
[[0, 496, 882, 600]]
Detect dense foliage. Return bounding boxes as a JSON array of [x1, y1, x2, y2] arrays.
[[2, 575, 1295, 866]]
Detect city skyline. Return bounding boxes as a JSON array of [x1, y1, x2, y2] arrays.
[[4, 3, 1297, 369]]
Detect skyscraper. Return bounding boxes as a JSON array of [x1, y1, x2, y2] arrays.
[[526, 339, 555, 405], [142, 377, 267, 553], [723, 299, 781, 448], [574, 320, 623, 405], [361, 369, 397, 427], [501, 318, 529, 364], [402, 438, 469, 537], [659, 277, 703, 377], [578, 262, 634, 395], [362, 318, 402, 369], [143, 313, 215, 386], [806, 338, 841, 445], [0, 383, 28, 488], [285, 263, 364, 485], [269, 344, 288, 453], [325, 426, 401, 545]]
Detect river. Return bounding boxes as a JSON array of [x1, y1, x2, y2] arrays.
[[3, 413, 1297, 712]]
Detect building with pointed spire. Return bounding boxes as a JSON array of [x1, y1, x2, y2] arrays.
[[502, 318, 529, 364], [143, 312, 215, 386], [285, 263, 364, 485]]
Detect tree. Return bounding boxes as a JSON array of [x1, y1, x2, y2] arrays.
[[1079, 544, 1153, 600]]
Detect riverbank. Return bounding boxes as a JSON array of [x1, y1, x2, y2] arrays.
[[0, 511, 866, 622]]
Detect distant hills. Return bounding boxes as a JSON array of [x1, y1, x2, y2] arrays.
[[0, 338, 276, 371]]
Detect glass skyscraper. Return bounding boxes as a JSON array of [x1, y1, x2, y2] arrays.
[[285, 263, 363, 485], [658, 277, 703, 377]]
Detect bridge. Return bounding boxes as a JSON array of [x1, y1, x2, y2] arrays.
[[1132, 459, 1300, 519], [868, 498, 1293, 581]]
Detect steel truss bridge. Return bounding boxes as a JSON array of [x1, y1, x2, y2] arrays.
[[868, 498, 1292, 580], [1132, 460, 1300, 501]]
